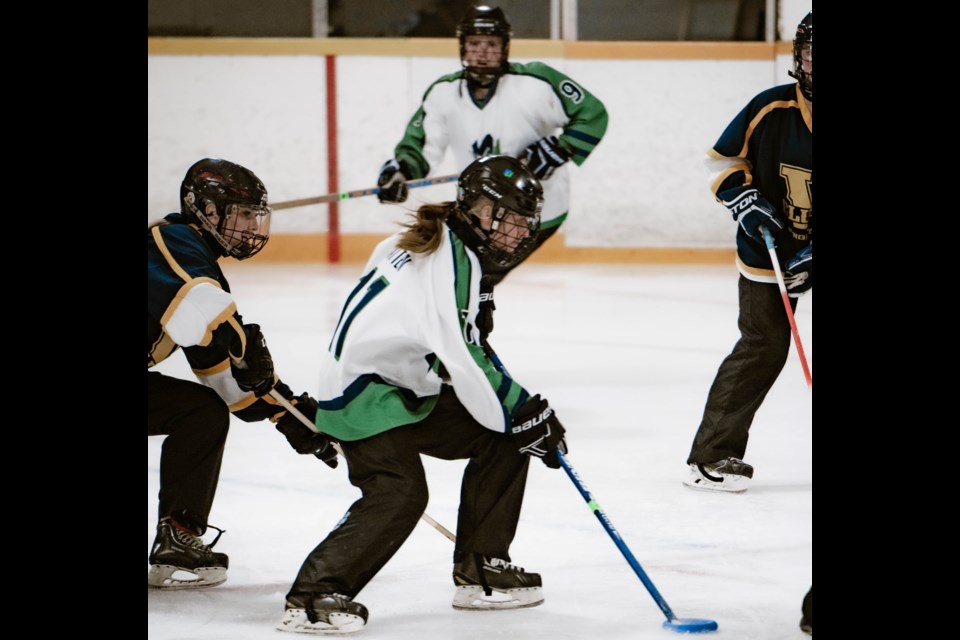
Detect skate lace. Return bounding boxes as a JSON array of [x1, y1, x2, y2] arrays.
[[486, 557, 524, 573], [172, 523, 226, 550]]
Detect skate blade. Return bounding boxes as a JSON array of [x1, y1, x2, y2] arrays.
[[452, 585, 544, 610], [682, 471, 750, 493], [147, 564, 226, 590], [276, 607, 366, 635]]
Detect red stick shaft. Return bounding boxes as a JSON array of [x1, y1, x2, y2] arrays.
[[761, 226, 812, 389]]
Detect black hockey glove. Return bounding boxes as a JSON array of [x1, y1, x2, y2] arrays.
[[510, 394, 567, 469], [783, 245, 812, 297], [377, 159, 412, 203], [719, 186, 784, 243], [272, 393, 339, 469], [518, 135, 570, 180], [230, 324, 275, 397]]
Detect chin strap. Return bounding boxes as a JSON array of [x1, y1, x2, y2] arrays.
[[445, 208, 487, 256]]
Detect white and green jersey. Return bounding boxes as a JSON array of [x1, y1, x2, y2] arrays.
[[313, 227, 532, 442], [394, 62, 608, 229]]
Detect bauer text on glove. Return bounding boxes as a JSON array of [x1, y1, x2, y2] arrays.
[[510, 394, 568, 469]]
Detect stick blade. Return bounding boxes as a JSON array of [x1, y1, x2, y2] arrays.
[[663, 618, 719, 633]]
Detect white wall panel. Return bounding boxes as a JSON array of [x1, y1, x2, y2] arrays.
[[149, 49, 801, 247]]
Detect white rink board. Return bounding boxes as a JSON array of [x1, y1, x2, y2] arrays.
[[148, 50, 797, 248]]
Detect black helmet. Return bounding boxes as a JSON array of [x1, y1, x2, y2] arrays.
[[788, 12, 812, 102], [457, 5, 511, 86], [451, 155, 543, 270], [180, 158, 272, 260]]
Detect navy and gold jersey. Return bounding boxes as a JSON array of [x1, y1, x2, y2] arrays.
[[148, 213, 289, 421], [707, 83, 813, 280], [148, 213, 233, 368]]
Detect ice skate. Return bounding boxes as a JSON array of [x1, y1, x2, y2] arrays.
[[147, 518, 228, 589], [277, 593, 368, 634], [683, 457, 753, 493], [800, 586, 812, 634], [452, 555, 544, 610]]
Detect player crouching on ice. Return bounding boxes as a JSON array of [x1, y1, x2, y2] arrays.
[[277, 155, 568, 634]]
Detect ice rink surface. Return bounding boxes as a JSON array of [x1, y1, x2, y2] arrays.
[[148, 261, 812, 639]]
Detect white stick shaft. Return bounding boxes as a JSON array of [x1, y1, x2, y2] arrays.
[[419, 512, 457, 543], [269, 389, 319, 432]]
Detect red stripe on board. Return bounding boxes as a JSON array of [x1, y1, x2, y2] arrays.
[[326, 55, 340, 263]]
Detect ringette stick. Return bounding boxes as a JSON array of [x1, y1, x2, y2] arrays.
[[271, 174, 459, 211], [557, 451, 718, 633], [486, 349, 717, 632], [760, 226, 812, 388], [268, 389, 457, 543]]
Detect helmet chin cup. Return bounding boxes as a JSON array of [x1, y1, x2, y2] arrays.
[[464, 66, 500, 87]]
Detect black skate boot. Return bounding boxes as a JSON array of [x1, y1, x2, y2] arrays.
[[147, 517, 228, 589], [452, 554, 544, 609], [277, 593, 369, 634], [800, 586, 812, 635], [683, 457, 754, 493]]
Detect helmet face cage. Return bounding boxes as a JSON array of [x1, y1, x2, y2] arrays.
[[789, 12, 813, 101], [484, 204, 540, 266], [456, 155, 543, 269], [457, 6, 511, 86], [180, 159, 272, 260]]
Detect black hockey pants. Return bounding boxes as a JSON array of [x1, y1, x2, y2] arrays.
[[148, 371, 230, 533], [287, 385, 531, 600], [687, 275, 797, 464]]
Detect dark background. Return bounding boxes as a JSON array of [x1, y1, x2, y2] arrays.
[[148, 0, 768, 40]]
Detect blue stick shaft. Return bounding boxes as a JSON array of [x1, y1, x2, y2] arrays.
[[557, 450, 678, 622], [487, 350, 677, 622]]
